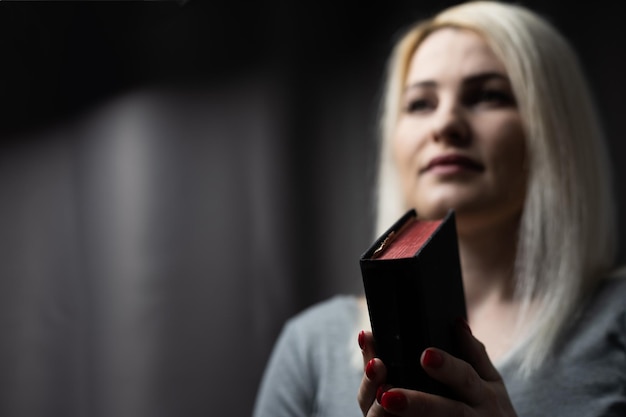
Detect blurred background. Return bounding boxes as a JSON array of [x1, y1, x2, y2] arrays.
[[0, 1, 624, 416]]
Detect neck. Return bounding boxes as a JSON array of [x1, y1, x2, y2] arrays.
[[457, 215, 520, 311], [455, 215, 528, 362]]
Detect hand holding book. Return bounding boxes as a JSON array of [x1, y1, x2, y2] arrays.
[[359, 209, 467, 398]]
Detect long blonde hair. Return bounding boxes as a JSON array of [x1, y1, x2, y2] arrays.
[[374, 1, 617, 374]]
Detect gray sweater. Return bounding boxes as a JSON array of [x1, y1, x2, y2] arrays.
[[252, 277, 626, 417]]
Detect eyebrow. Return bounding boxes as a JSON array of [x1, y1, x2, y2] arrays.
[[404, 72, 510, 91]]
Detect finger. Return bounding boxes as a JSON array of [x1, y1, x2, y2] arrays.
[[379, 387, 467, 417], [456, 318, 501, 382], [418, 319, 504, 405], [358, 331, 385, 415], [359, 330, 377, 366], [357, 357, 388, 416], [420, 347, 486, 405]]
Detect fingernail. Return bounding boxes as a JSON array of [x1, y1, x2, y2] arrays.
[[358, 330, 365, 350], [380, 391, 407, 412], [365, 358, 376, 379], [457, 316, 472, 334], [376, 384, 391, 403], [376, 385, 384, 403], [422, 348, 444, 369]]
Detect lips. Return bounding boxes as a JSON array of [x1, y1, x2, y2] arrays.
[[421, 154, 484, 173]]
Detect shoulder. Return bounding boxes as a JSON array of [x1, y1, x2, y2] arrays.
[[584, 270, 626, 321], [283, 295, 363, 337], [569, 271, 626, 353], [254, 296, 366, 417], [598, 266, 626, 295], [503, 273, 626, 416], [266, 294, 364, 379], [593, 271, 626, 324]]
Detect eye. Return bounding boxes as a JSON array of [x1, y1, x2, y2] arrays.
[[404, 98, 435, 113], [474, 89, 516, 107]]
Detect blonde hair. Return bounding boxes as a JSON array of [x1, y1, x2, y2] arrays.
[[374, 1, 617, 375]]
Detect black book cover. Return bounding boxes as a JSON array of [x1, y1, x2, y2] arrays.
[[359, 209, 467, 398]]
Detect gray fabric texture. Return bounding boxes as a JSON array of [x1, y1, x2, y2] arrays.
[[252, 277, 626, 417]]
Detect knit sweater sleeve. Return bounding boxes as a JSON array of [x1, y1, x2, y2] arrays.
[[252, 295, 363, 417], [252, 314, 318, 417]]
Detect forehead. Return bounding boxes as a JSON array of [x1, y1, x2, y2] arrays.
[[406, 27, 507, 84]]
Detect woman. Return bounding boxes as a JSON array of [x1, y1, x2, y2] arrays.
[[253, 2, 626, 416]]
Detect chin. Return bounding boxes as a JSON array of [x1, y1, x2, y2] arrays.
[[413, 205, 455, 220], [412, 188, 481, 220]]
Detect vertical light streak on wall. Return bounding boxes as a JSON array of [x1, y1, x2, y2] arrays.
[[77, 93, 160, 417]]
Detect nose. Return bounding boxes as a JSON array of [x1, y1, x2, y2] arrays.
[[431, 101, 470, 146]]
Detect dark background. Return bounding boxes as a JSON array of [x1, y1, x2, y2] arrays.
[[1, 1, 624, 416]]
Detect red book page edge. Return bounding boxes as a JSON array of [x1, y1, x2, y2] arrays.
[[375, 219, 442, 260]]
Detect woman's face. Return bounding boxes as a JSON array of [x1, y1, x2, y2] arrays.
[[393, 28, 527, 233]]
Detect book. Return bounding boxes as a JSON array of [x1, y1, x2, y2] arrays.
[[359, 209, 467, 398]]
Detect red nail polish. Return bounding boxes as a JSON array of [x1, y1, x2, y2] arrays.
[[358, 330, 365, 350], [422, 348, 444, 369], [380, 391, 407, 412], [365, 358, 376, 379]]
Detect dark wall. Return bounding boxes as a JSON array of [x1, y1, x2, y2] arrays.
[[1, 2, 624, 417]]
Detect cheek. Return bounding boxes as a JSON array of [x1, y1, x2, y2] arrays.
[[391, 120, 427, 178], [391, 122, 434, 212], [500, 124, 526, 169], [391, 128, 410, 171], [488, 123, 528, 188]]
